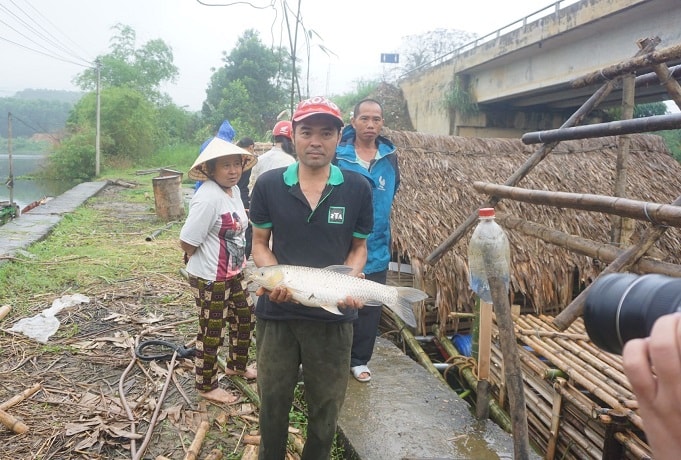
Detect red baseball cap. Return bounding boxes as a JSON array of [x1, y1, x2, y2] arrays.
[[292, 96, 343, 127], [272, 120, 292, 139]]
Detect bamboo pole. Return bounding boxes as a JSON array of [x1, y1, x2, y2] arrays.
[[652, 61, 681, 110], [502, 211, 681, 276], [521, 376, 602, 458], [524, 314, 632, 390], [486, 272, 530, 459], [521, 112, 681, 145], [204, 449, 224, 460], [475, 301, 493, 420], [433, 324, 513, 432], [0, 383, 42, 411], [425, 79, 617, 266], [634, 63, 681, 88], [384, 309, 447, 384], [515, 328, 589, 341], [241, 445, 258, 460], [145, 222, 176, 241], [184, 420, 210, 460], [472, 182, 681, 228], [614, 431, 652, 459], [554, 194, 681, 330], [0, 304, 10, 321], [569, 38, 681, 88], [521, 333, 633, 405], [516, 334, 642, 429], [610, 45, 635, 246], [0, 407, 28, 434]]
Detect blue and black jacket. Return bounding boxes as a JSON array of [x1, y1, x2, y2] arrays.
[[335, 125, 400, 275]]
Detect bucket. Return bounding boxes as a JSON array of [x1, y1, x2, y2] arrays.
[[152, 174, 185, 221], [451, 334, 472, 357]]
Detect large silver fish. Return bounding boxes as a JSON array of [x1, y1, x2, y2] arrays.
[[245, 264, 427, 327]]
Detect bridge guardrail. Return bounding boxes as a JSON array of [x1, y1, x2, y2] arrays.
[[401, 0, 579, 78]]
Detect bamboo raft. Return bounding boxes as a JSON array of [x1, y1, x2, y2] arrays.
[[482, 314, 650, 460]]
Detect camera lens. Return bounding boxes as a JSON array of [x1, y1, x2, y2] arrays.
[[584, 273, 681, 355]]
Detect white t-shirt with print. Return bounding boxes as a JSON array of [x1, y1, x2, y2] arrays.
[[180, 180, 247, 281]]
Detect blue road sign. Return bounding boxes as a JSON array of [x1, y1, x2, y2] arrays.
[[380, 53, 399, 64]]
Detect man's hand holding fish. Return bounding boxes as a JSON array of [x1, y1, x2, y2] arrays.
[[254, 274, 366, 309]]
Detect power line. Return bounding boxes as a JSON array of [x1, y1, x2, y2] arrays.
[[20, 0, 93, 63], [195, 0, 275, 9], [6, 0, 92, 66], [0, 34, 91, 68], [9, 113, 58, 142], [0, 0, 94, 68]]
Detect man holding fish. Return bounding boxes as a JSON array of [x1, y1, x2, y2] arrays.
[[248, 96, 374, 460]]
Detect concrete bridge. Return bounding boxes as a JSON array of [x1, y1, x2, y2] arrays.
[[399, 0, 681, 137]]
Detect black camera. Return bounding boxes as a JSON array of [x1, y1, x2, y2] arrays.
[[583, 273, 681, 355]]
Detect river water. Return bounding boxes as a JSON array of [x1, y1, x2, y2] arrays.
[[0, 153, 77, 210]]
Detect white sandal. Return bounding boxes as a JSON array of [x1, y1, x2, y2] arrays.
[[351, 365, 371, 382]]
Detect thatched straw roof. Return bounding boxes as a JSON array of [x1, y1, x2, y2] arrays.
[[385, 129, 681, 324]]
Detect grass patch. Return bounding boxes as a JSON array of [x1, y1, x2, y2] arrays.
[[0, 177, 183, 314]]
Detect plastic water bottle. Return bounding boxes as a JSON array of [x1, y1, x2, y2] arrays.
[[468, 208, 511, 303]]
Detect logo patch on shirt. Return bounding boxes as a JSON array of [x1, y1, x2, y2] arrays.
[[378, 175, 386, 191], [328, 206, 345, 224]]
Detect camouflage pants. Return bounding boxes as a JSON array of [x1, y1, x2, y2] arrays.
[[188, 273, 254, 392]]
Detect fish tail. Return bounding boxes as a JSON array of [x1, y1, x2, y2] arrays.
[[389, 287, 428, 328]]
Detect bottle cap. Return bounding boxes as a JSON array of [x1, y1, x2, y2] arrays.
[[478, 207, 495, 218]]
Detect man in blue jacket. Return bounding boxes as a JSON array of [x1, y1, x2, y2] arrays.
[[336, 98, 400, 382]]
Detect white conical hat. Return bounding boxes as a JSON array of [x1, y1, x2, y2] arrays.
[[188, 137, 257, 181]]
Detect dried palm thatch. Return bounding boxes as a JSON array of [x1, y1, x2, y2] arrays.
[[385, 128, 681, 328]]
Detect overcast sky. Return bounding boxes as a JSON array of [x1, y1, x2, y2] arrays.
[[1, 0, 576, 111]]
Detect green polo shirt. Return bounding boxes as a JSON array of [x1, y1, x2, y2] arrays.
[[250, 162, 373, 322]]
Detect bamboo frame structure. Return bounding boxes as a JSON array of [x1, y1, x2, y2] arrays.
[[471, 315, 652, 459], [433, 36, 681, 459]]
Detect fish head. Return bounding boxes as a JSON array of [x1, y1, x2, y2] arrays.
[[244, 265, 285, 290]]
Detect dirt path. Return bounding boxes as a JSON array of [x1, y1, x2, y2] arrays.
[[0, 183, 261, 460]]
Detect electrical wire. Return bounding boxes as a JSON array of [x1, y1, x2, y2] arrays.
[[12, 0, 93, 65], [0, 34, 90, 67], [0, 0, 94, 68], [195, 0, 275, 8], [8, 113, 61, 142]]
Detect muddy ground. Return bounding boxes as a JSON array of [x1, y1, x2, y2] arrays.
[[0, 184, 264, 460]]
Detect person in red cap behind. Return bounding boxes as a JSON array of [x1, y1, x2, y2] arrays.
[[248, 120, 295, 194], [249, 96, 374, 459]]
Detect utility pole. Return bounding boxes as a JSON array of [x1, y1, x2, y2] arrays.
[[7, 112, 14, 213], [95, 58, 101, 176]]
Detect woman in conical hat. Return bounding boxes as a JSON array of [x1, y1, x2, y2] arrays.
[[180, 136, 258, 404]]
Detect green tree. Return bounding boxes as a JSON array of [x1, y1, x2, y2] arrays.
[[658, 129, 681, 162], [51, 24, 197, 180], [69, 87, 159, 160], [47, 128, 99, 181], [203, 29, 291, 139], [74, 24, 178, 103]]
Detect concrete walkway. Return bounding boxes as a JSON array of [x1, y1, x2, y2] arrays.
[[0, 181, 108, 264], [338, 337, 538, 460]]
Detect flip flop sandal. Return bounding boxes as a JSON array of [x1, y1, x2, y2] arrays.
[[351, 365, 372, 382]]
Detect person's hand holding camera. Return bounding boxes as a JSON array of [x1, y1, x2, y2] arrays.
[[622, 312, 681, 460]]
